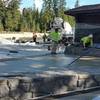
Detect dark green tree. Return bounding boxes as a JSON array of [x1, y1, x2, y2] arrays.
[[0, 0, 75, 32], [75, 0, 80, 8], [40, 0, 54, 32], [20, 8, 31, 31], [0, 0, 5, 31], [3, 0, 20, 31]]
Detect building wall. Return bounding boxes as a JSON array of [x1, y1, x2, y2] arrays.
[[75, 13, 100, 43]]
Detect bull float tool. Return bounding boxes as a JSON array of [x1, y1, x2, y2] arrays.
[[66, 48, 91, 68]]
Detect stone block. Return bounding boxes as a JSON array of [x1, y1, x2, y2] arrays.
[[0, 80, 9, 98], [9, 88, 24, 100], [7, 79, 19, 91], [18, 78, 32, 92], [20, 92, 32, 100]]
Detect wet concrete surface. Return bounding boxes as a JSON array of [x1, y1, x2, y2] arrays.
[[0, 54, 77, 75], [0, 44, 100, 75], [0, 53, 100, 75], [69, 56, 100, 74]]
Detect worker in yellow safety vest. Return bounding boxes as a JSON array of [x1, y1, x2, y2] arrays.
[[50, 28, 61, 54], [80, 34, 93, 48]]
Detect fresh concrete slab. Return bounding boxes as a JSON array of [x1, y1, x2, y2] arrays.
[[69, 56, 100, 74], [0, 54, 77, 75]]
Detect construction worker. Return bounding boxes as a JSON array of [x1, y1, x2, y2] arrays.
[[42, 33, 47, 43], [33, 32, 37, 43], [50, 28, 61, 54], [80, 34, 93, 48]]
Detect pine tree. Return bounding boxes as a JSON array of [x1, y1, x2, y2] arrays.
[[0, 0, 75, 32], [21, 8, 32, 31], [41, 0, 54, 31], [75, 0, 80, 8], [52, 0, 59, 17], [3, 0, 20, 31], [0, 0, 5, 31], [0, 20, 4, 31], [59, 0, 67, 19]]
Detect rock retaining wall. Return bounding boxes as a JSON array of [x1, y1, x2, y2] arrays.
[[0, 72, 100, 100]]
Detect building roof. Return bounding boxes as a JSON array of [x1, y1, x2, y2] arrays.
[[65, 4, 100, 16]]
